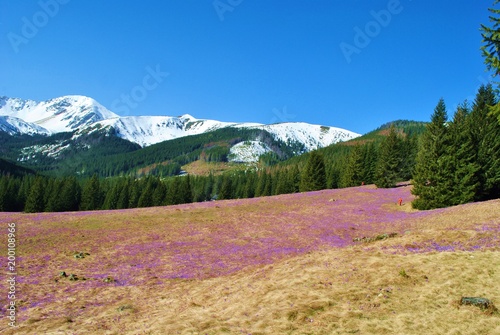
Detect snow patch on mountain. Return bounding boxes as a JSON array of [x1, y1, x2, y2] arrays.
[[95, 114, 240, 147], [229, 141, 272, 163], [0, 95, 118, 133], [234, 122, 360, 152], [1, 95, 361, 160], [0, 116, 50, 136]]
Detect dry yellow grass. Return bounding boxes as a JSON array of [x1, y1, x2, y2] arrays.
[[1, 190, 499, 334]]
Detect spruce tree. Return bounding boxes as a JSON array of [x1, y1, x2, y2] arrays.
[[116, 179, 130, 209], [299, 150, 327, 192], [341, 146, 364, 188], [362, 142, 378, 184], [80, 174, 104, 211], [103, 183, 120, 210], [447, 102, 479, 205], [138, 178, 155, 208], [24, 177, 46, 213], [179, 175, 193, 204], [375, 125, 402, 188], [60, 177, 81, 211], [412, 99, 450, 209], [470, 84, 500, 200], [255, 171, 268, 197], [219, 175, 233, 200], [480, 1, 500, 120], [152, 180, 167, 206]]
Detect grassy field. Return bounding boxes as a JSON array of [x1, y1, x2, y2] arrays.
[[0, 185, 499, 334]]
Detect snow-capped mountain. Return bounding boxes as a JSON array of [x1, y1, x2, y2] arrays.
[[0, 95, 360, 155], [0, 95, 118, 133], [93, 114, 245, 147], [0, 116, 51, 136]]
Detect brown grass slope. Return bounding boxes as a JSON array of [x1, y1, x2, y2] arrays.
[[0, 187, 499, 334]]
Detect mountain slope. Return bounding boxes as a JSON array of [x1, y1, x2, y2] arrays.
[[0, 95, 360, 149], [0, 95, 361, 176], [0, 116, 51, 136], [0, 95, 118, 133]]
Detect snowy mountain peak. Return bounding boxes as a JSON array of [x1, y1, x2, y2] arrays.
[[0, 95, 118, 134], [0, 116, 50, 136], [0, 94, 361, 153]]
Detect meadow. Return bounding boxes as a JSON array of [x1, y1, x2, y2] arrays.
[[0, 184, 499, 334]]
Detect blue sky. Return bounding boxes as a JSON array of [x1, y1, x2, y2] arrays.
[[0, 0, 493, 134]]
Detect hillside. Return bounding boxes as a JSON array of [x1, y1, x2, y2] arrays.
[[0, 95, 360, 177], [1, 185, 498, 334]]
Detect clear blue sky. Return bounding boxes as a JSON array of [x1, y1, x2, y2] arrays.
[[0, 0, 493, 134]]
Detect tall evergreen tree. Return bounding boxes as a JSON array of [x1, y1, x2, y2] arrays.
[[470, 84, 500, 200], [362, 142, 378, 184], [341, 146, 364, 188], [375, 125, 402, 188], [24, 177, 46, 213], [80, 174, 104, 211], [59, 177, 81, 211], [447, 102, 480, 205], [412, 99, 450, 209], [103, 183, 121, 210], [116, 179, 130, 209], [138, 177, 155, 208], [480, 1, 500, 120], [152, 180, 167, 206], [299, 151, 327, 192], [219, 175, 233, 200]]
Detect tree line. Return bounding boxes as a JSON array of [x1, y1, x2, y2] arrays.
[[0, 85, 498, 213]]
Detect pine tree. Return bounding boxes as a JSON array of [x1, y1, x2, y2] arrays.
[[59, 177, 81, 211], [470, 84, 500, 200], [103, 183, 120, 210], [24, 177, 46, 213], [481, 1, 500, 77], [128, 180, 141, 208], [138, 177, 155, 208], [219, 175, 233, 200], [243, 171, 256, 198], [255, 171, 268, 197], [116, 179, 130, 209], [399, 133, 418, 181], [152, 180, 167, 206], [362, 142, 378, 184], [80, 174, 104, 211], [299, 151, 327, 192], [447, 102, 479, 205], [375, 125, 402, 188], [179, 175, 192, 204], [341, 146, 364, 188], [480, 1, 500, 120], [412, 99, 450, 209]]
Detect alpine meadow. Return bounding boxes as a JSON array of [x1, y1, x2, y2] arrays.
[[0, 1, 499, 334]]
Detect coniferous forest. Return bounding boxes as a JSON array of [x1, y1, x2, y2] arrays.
[[0, 87, 499, 214], [2, 2, 500, 213]]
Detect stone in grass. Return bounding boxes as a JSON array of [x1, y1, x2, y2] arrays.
[[73, 252, 90, 259], [59, 271, 68, 278], [353, 232, 398, 243], [460, 297, 498, 314], [67, 273, 86, 281], [103, 276, 116, 283], [117, 305, 134, 312]]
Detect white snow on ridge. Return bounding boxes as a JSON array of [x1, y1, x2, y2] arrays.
[[235, 122, 360, 152], [0, 95, 118, 133], [229, 141, 272, 163], [0, 95, 361, 155], [0, 116, 50, 136], [96, 114, 238, 147]]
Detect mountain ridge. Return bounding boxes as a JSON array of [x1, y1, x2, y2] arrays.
[[0, 95, 361, 149]]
